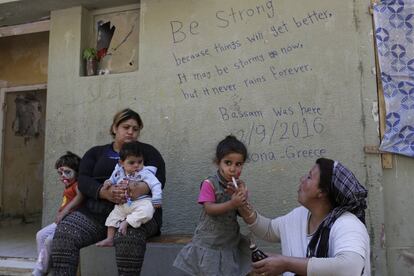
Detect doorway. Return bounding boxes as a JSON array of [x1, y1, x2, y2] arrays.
[[0, 84, 46, 261]]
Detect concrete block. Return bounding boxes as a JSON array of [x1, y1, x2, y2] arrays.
[[80, 242, 188, 276]]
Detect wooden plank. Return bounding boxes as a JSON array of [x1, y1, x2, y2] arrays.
[[364, 145, 389, 154], [370, 0, 393, 169], [0, 20, 49, 37], [147, 234, 192, 244]]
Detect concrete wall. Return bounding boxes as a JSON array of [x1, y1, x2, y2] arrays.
[[382, 155, 414, 275], [43, 0, 414, 275]]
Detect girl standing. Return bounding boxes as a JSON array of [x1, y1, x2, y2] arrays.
[[174, 135, 251, 276]]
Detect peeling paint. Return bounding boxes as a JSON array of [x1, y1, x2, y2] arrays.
[[12, 95, 41, 137], [64, 31, 75, 49], [380, 223, 386, 249]]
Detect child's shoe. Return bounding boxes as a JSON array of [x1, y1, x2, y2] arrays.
[[32, 268, 45, 276]]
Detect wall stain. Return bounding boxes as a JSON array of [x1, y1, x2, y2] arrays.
[[401, 250, 414, 273], [358, 59, 366, 130], [353, 0, 361, 32], [380, 223, 386, 249]]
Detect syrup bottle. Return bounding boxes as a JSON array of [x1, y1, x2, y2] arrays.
[[250, 243, 268, 262]]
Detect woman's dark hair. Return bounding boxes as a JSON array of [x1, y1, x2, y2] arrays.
[[110, 108, 143, 138], [215, 135, 248, 163], [55, 151, 81, 173], [316, 158, 335, 206], [119, 141, 143, 161]]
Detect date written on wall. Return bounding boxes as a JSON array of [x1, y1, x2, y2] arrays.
[[235, 117, 324, 146], [230, 102, 324, 146]]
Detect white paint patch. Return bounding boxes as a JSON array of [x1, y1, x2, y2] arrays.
[[64, 31, 75, 49], [380, 223, 386, 249], [140, 2, 147, 13], [394, 156, 398, 179], [372, 101, 379, 122]]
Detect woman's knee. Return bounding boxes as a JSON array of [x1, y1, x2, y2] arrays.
[[52, 213, 84, 247]]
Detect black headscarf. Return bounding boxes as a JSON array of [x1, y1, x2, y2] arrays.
[[306, 158, 368, 258]]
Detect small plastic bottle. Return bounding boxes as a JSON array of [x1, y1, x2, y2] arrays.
[[250, 243, 268, 262]]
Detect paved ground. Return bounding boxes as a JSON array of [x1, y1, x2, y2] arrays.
[[0, 219, 39, 259], [0, 218, 40, 275]]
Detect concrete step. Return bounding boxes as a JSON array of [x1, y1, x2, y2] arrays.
[[0, 257, 36, 275]]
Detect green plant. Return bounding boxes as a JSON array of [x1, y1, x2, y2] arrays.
[[83, 47, 98, 60]]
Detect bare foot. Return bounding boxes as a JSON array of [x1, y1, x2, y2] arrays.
[[119, 220, 129, 236], [96, 238, 114, 247]]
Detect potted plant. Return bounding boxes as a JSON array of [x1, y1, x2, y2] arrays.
[[83, 47, 98, 76]]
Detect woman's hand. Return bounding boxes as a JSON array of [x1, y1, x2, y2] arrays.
[[252, 254, 288, 276], [99, 180, 127, 204]]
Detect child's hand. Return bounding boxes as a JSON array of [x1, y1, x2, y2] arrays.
[[231, 190, 247, 208], [128, 181, 150, 200], [55, 210, 67, 224], [238, 183, 249, 203], [226, 179, 248, 197], [237, 179, 247, 190]]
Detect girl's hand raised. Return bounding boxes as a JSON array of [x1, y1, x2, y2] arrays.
[[231, 190, 247, 208], [226, 179, 247, 193]]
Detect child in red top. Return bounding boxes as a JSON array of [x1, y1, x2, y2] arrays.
[[32, 152, 83, 276]]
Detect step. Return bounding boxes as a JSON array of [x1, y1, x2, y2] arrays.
[[0, 257, 36, 275], [81, 234, 193, 276]]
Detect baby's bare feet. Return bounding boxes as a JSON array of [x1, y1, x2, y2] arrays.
[[119, 220, 129, 236], [96, 238, 114, 247]]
